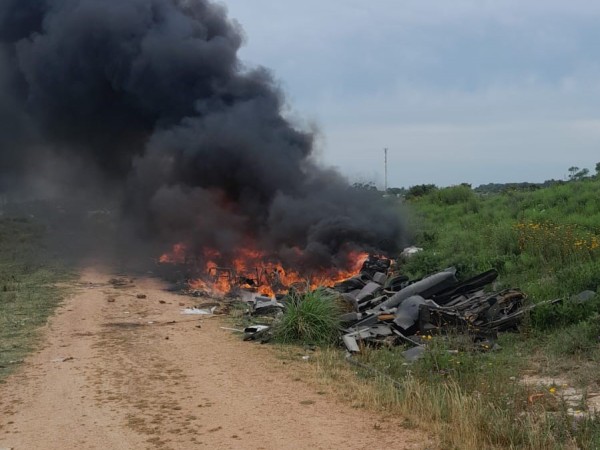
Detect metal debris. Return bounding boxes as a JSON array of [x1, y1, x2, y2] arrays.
[[331, 257, 557, 357], [243, 325, 272, 342], [219, 254, 559, 361], [251, 298, 285, 316]]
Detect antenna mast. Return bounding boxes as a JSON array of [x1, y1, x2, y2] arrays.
[[384, 148, 388, 193]]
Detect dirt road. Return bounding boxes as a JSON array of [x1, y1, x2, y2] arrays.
[[0, 269, 424, 450]]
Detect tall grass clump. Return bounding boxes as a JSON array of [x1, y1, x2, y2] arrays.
[[274, 289, 341, 346]]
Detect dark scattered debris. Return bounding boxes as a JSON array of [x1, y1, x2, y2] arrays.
[[109, 277, 134, 289], [104, 322, 145, 330], [331, 255, 563, 360]]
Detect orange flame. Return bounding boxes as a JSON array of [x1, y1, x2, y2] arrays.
[[158, 242, 369, 297], [159, 243, 186, 264]]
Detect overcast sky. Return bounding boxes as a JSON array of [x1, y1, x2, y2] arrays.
[[221, 1, 600, 188]]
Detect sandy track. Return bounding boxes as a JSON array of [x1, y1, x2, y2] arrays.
[[0, 269, 424, 449]]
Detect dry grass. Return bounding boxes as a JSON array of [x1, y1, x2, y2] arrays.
[[266, 324, 600, 449], [291, 347, 581, 450]]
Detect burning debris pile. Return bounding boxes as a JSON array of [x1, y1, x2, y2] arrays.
[[216, 253, 558, 355], [159, 243, 371, 299], [158, 243, 570, 362]]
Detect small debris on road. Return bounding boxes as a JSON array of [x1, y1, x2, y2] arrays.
[[51, 356, 74, 363], [181, 306, 216, 315]]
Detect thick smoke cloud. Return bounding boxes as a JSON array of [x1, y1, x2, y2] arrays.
[[0, 0, 407, 269]]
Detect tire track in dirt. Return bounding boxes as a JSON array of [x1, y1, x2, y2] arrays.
[[0, 268, 428, 449]]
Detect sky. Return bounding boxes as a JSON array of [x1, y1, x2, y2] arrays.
[[220, 0, 600, 188]]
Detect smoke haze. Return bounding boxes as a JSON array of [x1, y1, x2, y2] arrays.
[[0, 0, 407, 270]]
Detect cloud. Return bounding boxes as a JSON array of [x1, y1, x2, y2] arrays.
[[223, 0, 600, 186]]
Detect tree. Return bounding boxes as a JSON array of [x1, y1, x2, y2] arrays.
[[596, 162, 600, 177], [568, 166, 580, 180], [387, 187, 406, 196], [575, 168, 590, 180], [352, 181, 378, 192], [405, 184, 438, 200], [567, 166, 590, 181]]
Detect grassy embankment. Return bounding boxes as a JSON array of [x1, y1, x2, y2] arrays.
[[273, 179, 600, 449], [0, 218, 71, 381]]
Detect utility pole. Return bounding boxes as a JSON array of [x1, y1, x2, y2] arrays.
[[384, 148, 388, 193]]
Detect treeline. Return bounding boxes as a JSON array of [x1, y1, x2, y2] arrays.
[[387, 162, 600, 198]]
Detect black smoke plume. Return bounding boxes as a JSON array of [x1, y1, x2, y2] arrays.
[[0, 0, 407, 270]]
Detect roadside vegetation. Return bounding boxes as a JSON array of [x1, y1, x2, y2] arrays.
[[273, 169, 600, 449], [0, 218, 71, 381]]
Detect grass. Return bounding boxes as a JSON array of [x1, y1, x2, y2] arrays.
[[403, 178, 600, 303], [0, 217, 71, 381], [303, 338, 600, 450], [379, 179, 600, 447], [274, 289, 341, 345]]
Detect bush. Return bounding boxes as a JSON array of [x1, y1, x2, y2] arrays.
[[405, 184, 438, 200], [433, 185, 475, 205], [274, 289, 341, 345]]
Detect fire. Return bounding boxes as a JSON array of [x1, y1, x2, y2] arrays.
[[158, 243, 186, 263], [158, 242, 369, 298]]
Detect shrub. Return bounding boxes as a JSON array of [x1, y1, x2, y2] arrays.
[[405, 184, 438, 200], [274, 289, 341, 345], [433, 185, 475, 205]]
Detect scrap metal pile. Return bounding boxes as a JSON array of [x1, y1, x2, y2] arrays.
[[330, 256, 533, 353]]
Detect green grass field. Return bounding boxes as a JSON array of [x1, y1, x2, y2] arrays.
[[0, 218, 71, 381]]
